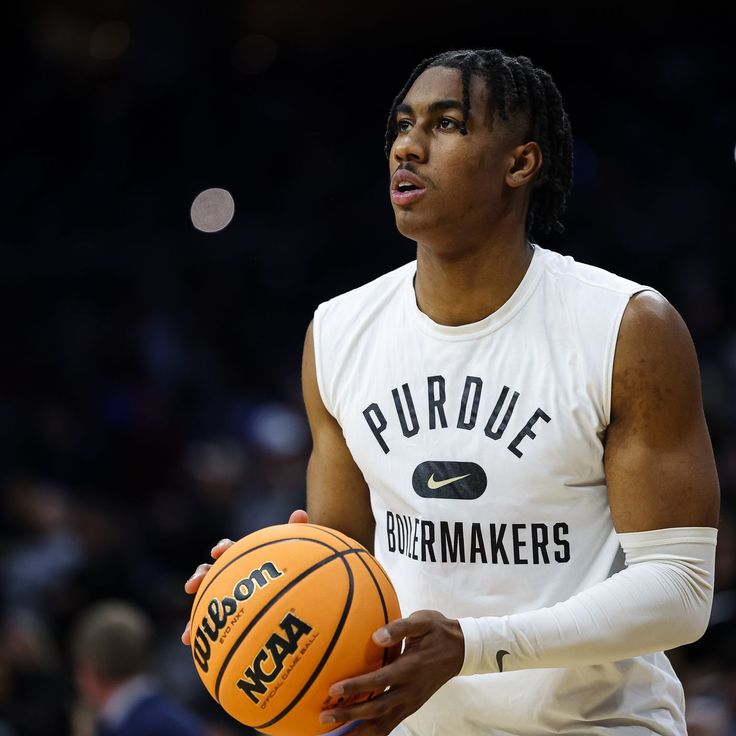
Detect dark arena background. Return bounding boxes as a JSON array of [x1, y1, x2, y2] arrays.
[[3, 2, 736, 734]]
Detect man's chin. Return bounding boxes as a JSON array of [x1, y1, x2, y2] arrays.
[[394, 212, 440, 242]]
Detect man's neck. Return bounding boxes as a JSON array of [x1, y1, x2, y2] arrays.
[[413, 233, 534, 326]]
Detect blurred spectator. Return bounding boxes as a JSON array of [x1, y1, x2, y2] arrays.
[[0, 610, 69, 735], [2, 478, 83, 617], [70, 600, 203, 736]]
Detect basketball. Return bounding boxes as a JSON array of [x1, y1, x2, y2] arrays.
[[188, 523, 402, 736]]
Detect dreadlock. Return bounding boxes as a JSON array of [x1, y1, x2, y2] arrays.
[[384, 49, 573, 237]]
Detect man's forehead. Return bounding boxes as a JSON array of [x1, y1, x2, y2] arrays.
[[401, 66, 489, 111]]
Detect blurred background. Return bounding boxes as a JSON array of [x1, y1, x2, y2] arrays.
[[2, 1, 735, 734]]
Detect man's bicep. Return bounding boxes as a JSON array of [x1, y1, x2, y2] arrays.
[[302, 320, 375, 551], [604, 292, 719, 533]]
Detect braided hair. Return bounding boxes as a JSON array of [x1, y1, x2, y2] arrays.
[[384, 49, 573, 236]]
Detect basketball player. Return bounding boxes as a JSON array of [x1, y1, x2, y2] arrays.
[[183, 49, 719, 735]]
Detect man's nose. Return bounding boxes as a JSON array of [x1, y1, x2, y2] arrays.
[[392, 128, 427, 163]]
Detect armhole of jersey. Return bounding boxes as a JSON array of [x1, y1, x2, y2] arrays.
[[603, 286, 658, 426], [312, 304, 339, 421]]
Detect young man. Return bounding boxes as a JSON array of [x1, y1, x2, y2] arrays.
[[184, 49, 719, 735]]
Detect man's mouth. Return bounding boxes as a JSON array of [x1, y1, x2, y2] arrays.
[[391, 170, 428, 205], [390, 186, 426, 205]]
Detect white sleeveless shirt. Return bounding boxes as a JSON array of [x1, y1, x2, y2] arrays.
[[313, 245, 686, 735]]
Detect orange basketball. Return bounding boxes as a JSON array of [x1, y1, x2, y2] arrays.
[[189, 523, 402, 736]]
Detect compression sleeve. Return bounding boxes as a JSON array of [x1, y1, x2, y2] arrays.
[[457, 526, 717, 675]]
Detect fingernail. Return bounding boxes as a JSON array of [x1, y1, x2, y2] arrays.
[[319, 713, 336, 724], [373, 628, 391, 645], [329, 684, 343, 697]]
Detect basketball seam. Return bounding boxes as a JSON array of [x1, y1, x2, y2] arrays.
[[191, 536, 340, 620], [302, 524, 356, 550], [312, 527, 398, 601], [212, 544, 344, 700], [353, 551, 392, 669], [254, 549, 358, 730], [302, 523, 354, 547], [292, 527, 398, 671], [314, 529, 396, 667]]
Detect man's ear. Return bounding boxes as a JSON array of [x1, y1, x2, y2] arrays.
[[506, 141, 543, 188]]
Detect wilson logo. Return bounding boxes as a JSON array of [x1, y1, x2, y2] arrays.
[[193, 561, 283, 673], [236, 612, 313, 703]]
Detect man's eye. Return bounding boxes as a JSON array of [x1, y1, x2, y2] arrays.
[[438, 117, 458, 130], [397, 119, 413, 133]]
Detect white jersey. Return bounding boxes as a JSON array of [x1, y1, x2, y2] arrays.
[[313, 245, 686, 735]]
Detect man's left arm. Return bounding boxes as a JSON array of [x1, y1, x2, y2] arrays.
[[319, 291, 719, 736], [602, 290, 719, 531]]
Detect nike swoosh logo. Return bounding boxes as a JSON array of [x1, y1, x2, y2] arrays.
[[427, 472, 471, 490], [496, 649, 510, 673], [412, 461, 486, 500]]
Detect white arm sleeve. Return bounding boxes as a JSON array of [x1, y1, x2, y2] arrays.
[[458, 526, 717, 675]]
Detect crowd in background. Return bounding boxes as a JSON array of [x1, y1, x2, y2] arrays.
[[3, 1, 735, 734]]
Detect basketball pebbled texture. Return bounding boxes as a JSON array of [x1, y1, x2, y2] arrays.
[[189, 523, 402, 736]]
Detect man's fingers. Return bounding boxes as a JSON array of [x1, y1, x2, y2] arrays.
[[329, 663, 394, 699], [184, 563, 212, 594], [181, 620, 191, 646], [211, 538, 234, 559], [328, 617, 433, 696], [289, 509, 309, 524], [372, 612, 432, 647], [320, 688, 399, 725]]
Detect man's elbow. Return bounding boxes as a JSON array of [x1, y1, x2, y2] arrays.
[[661, 568, 714, 649], [674, 599, 712, 647]]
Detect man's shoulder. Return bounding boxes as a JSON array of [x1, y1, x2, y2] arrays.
[[316, 261, 415, 318], [538, 246, 648, 298], [117, 692, 202, 736]]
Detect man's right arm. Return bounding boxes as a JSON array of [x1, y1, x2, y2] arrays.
[[302, 319, 375, 552]]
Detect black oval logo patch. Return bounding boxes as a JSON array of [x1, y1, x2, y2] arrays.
[[412, 461, 487, 499]]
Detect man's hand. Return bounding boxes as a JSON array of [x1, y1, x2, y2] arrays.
[[181, 509, 309, 645], [319, 610, 464, 736]]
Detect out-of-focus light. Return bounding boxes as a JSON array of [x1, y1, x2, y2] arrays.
[[89, 20, 130, 61], [186, 441, 246, 485], [250, 402, 309, 457], [231, 34, 277, 75], [190, 188, 235, 233]]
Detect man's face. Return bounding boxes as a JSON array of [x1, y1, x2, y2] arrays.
[[388, 66, 519, 247]]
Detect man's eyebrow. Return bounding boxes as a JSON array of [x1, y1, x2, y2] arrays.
[[395, 99, 465, 117]]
